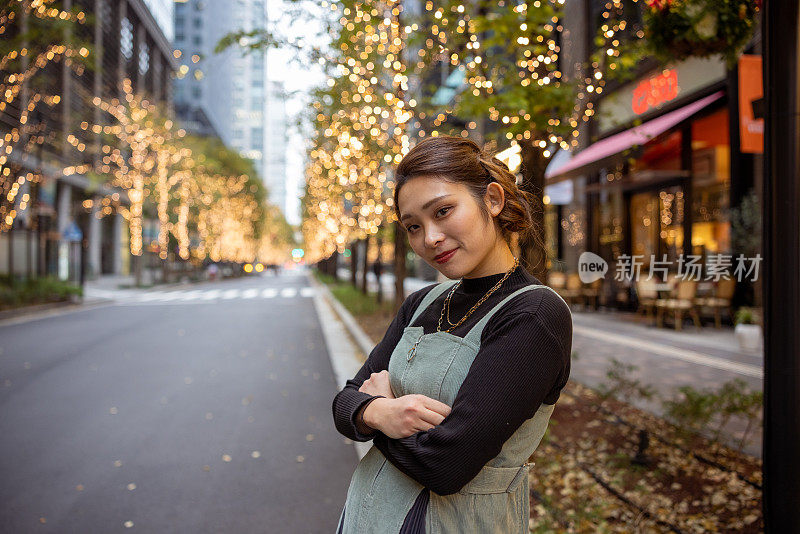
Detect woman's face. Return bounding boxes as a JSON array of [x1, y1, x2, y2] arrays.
[[397, 175, 504, 279]]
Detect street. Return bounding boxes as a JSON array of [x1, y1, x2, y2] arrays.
[[0, 271, 356, 533]]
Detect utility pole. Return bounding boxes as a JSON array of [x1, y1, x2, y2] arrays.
[[762, 0, 800, 531]]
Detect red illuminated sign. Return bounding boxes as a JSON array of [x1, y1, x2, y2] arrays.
[[631, 69, 680, 115]]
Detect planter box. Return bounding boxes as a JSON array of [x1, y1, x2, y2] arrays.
[[735, 323, 763, 352]]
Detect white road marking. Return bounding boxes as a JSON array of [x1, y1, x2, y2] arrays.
[[82, 284, 316, 305], [153, 291, 183, 301]]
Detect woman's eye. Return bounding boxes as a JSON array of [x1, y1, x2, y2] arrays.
[[406, 224, 419, 233], [435, 206, 451, 217]]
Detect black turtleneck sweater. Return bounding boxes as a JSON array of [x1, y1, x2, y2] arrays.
[[332, 266, 573, 532]]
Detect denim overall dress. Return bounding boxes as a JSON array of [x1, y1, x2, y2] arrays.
[[338, 281, 566, 534]]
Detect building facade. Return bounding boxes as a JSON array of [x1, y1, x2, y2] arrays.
[[0, 0, 177, 281], [543, 0, 762, 309], [173, 0, 288, 214], [265, 80, 288, 217]]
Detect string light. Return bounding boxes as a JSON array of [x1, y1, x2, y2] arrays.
[[0, 0, 88, 232]]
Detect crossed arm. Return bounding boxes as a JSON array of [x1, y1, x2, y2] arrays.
[[357, 370, 451, 438]]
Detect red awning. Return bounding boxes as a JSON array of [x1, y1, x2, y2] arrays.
[[546, 91, 724, 181]]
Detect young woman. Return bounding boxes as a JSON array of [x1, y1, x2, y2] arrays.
[[332, 136, 573, 533]]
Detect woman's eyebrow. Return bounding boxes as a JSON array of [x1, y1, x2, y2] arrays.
[[400, 195, 453, 221]]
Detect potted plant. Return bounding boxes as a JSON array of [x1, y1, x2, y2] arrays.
[[643, 0, 760, 66], [734, 306, 762, 352]]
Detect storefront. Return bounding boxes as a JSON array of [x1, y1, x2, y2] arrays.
[[545, 55, 751, 305]]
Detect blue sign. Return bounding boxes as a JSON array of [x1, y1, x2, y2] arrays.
[[62, 221, 83, 242]]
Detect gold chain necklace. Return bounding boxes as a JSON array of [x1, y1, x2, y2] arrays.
[[406, 257, 520, 362]]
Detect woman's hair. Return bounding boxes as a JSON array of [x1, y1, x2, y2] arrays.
[[394, 135, 541, 244]]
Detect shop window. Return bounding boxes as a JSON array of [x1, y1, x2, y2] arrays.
[[138, 42, 149, 75], [120, 18, 133, 60], [594, 188, 624, 263], [630, 185, 684, 269], [691, 108, 731, 256]]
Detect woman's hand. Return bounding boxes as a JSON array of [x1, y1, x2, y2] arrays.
[[363, 394, 452, 439], [359, 370, 395, 399]]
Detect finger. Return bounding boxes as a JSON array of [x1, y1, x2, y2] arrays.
[[420, 397, 452, 417], [417, 408, 445, 427]]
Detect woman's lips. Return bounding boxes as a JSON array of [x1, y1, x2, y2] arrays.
[[434, 248, 458, 264]]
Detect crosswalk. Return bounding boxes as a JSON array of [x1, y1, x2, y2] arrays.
[[85, 286, 317, 305]]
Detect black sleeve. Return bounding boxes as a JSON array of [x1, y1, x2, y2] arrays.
[[331, 285, 437, 442], [373, 290, 572, 495]]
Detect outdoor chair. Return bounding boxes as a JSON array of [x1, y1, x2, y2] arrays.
[[635, 279, 659, 323], [655, 279, 702, 331], [663, 271, 680, 297], [695, 277, 737, 328]]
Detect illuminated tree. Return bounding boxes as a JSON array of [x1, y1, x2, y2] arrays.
[[0, 0, 89, 233], [67, 80, 268, 283], [297, 0, 421, 303], [407, 0, 649, 280]]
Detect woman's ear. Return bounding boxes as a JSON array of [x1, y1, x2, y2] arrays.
[[484, 182, 505, 217]]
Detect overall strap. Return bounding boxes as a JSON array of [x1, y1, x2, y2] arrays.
[[463, 284, 570, 346], [407, 280, 459, 325]]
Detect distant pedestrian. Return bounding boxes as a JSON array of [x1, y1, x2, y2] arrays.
[[207, 263, 218, 281], [333, 136, 573, 533]]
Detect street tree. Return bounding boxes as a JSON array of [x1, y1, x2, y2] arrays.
[[407, 0, 649, 281]]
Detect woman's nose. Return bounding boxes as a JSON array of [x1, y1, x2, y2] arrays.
[[424, 226, 444, 248]]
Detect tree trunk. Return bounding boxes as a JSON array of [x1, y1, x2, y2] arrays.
[[393, 222, 407, 311], [519, 141, 550, 284], [331, 251, 340, 279], [360, 236, 369, 294], [161, 256, 169, 284], [133, 253, 142, 287], [375, 233, 383, 303], [349, 240, 358, 287]]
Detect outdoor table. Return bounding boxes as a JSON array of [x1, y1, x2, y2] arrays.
[[652, 282, 673, 298]]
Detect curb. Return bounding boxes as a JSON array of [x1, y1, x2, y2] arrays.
[[0, 297, 112, 326], [310, 277, 376, 356], [0, 300, 76, 321]]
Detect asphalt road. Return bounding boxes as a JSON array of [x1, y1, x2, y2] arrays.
[[0, 271, 357, 533]]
